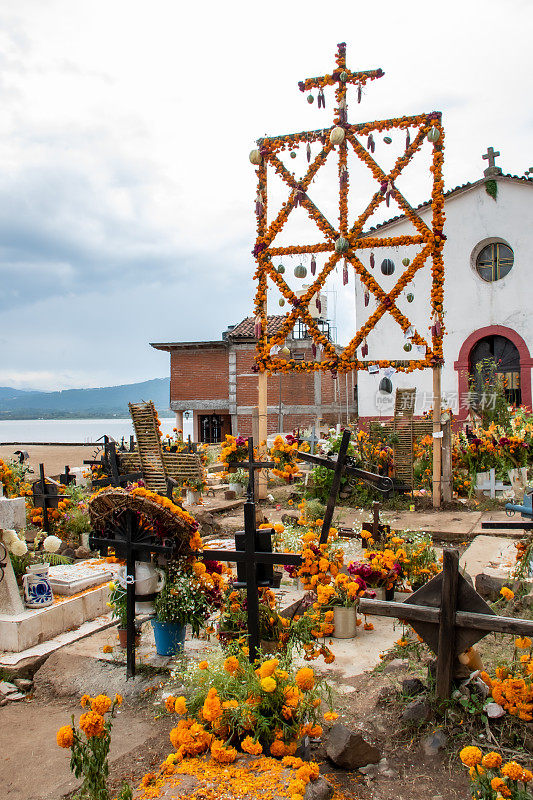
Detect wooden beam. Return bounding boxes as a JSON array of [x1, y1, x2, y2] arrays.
[[432, 365, 442, 508], [436, 549, 459, 698]]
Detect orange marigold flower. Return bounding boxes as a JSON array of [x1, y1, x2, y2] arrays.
[[501, 762, 524, 781], [211, 738, 237, 764], [174, 697, 187, 715], [102, 645, 113, 654], [482, 752, 502, 769], [515, 637, 532, 650], [114, 694, 123, 705], [165, 695, 177, 713], [224, 656, 239, 675], [198, 661, 208, 670], [261, 677, 277, 693], [91, 694, 112, 715], [500, 587, 514, 601], [80, 693, 91, 708], [460, 746, 483, 767], [202, 688, 222, 722], [308, 724, 323, 738], [256, 658, 279, 679], [56, 725, 74, 748], [295, 667, 315, 691], [241, 736, 263, 755], [324, 711, 338, 722], [521, 769, 533, 783], [79, 710, 105, 738]]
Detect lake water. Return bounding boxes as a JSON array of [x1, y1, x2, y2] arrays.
[[0, 417, 195, 444]]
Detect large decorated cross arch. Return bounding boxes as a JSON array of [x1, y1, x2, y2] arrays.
[[251, 43, 445, 377]]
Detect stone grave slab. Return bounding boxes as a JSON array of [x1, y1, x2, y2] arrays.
[[48, 559, 113, 596], [0, 497, 26, 530]]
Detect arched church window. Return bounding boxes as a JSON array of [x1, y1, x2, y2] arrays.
[[475, 242, 514, 282]]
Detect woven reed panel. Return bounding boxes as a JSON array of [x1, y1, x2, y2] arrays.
[[128, 401, 167, 493]]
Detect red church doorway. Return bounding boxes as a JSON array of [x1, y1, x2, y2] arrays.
[[469, 334, 521, 405]]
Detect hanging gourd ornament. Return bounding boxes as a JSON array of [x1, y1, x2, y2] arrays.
[[370, 252, 375, 269], [403, 342, 412, 352], [427, 127, 440, 143], [290, 151, 297, 159], [402, 257, 410, 266], [249, 149, 262, 166], [406, 292, 414, 303], [329, 126, 345, 146], [310, 255, 316, 276], [339, 71, 348, 82], [383, 136, 392, 144], [294, 264, 307, 278], [381, 258, 395, 276], [379, 377, 393, 394], [307, 93, 314, 104], [281, 345, 290, 357], [279, 298, 285, 307], [335, 236, 349, 254], [277, 265, 285, 274]]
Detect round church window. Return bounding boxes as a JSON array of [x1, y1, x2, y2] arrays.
[[475, 242, 514, 282]]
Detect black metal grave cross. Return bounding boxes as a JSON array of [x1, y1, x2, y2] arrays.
[[202, 438, 301, 662], [297, 429, 394, 544], [32, 463, 70, 534], [89, 510, 174, 679], [232, 437, 275, 501]]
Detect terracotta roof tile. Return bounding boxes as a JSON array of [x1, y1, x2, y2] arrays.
[[227, 315, 287, 339]]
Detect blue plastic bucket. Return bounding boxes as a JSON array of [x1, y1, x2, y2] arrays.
[[151, 620, 186, 656]]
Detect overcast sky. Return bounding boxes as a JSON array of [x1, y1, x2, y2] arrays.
[[0, 0, 531, 390]]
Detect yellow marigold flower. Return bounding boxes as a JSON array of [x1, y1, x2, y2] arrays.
[[284, 685, 301, 708], [80, 693, 91, 708], [224, 656, 239, 675], [56, 725, 74, 749], [296, 667, 315, 691], [515, 637, 532, 649], [79, 710, 105, 738], [165, 695, 177, 713], [460, 746, 483, 767], [275, 669, 289, 681], [198, 661, 208, 670], [501, 762, 524, 781], [174, 697, 187, 715], [257, 658, 279, 679], [102, 645, 113, 654], [261, 677, 277, 693], [324, 711, 338, 722], [500, 587, 514, 601], [91, 694, 112, 715], [241, 735, 263, 755], [482, 752, 502, 769], [192, 561, 206, 576]]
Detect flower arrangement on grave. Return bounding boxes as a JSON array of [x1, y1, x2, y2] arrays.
[[154, 559, 229, 635], [315, 572, 367, 609], [220, 434, 249, 471], [217, 585, 335, 663], [348, 547, 401, 591], [460, 746, 533, 800], [478, 637, 533, 722], [56, 692, 126, 800], [181, 474, 207, 493], [106, 579, 128, 629], [294, 527, 344, 591], [268, 435, 302, 483], [0, 458, 32, 499], [163, 653, 333, 762]]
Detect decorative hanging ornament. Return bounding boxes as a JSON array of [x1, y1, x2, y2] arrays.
[[427, 127, 440, 143], [361, 339, 369, 358], [379, 377, 393, 394], [277, 265, 285, 274], [290, 151, 297, 159], [255, 191, 264, 216], [335, 236, 349, 254], [364, 289, 370, 307], [340, 164, 348, 186], [405, 129, 411, 148], [281, 345, 290, 357], [306, 142, 311, 163], [329, 126, 345, 146], [383, 136, 392, 144], [310, 255, 316, 276], [312, 343, 317, 358], [370, 252, 375, 269], [385, 180, 393, 207], [254, 315, 262, 339], [402, 257, 410, 266], [338, 97, 347, 124], [367, 133, 375, 153], [279, 298, 285, 307], [342, 259, 348, 286], [403, 342, 412, 352], [381, 258, 395, 276], [431, 313, 443, 337], [249, 149, 262, 166], [316, 295, 321, 314], [406, 292, 414, 303], [307, 93, 314, 104], [317, 88, 325, 109], [294, 264, 307, 278], [357, 82, 362, 103], [339, 71, 348, 82]]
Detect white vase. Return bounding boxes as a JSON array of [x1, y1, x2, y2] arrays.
[[228, 483, 243, 497], [333, 606, 358, 639], [22, 563, 54, 608], [186, 490, 200, 505], [117, 561, 165, 614]]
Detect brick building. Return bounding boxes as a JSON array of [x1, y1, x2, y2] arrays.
[[151, 316, 356, 443]]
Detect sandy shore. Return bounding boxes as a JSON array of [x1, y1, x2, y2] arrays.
[[0, 444, 102, 477]]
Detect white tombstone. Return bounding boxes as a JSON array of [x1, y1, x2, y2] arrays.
[[0, 552, 25, 615], [0, 497, 26, 531]]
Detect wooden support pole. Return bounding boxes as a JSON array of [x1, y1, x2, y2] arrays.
[[441, 417, 452, 504], [125, 512, 136, 680], [432, 365, 442, 508], [436, 548, 459, 698], [257, 371, 268, 500]]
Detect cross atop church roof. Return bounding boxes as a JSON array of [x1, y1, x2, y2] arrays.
[[483, 146, 502, 177]]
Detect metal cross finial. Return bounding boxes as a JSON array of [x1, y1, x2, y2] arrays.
[[482, 146, 502, 176], [297, 43, 384, 125]]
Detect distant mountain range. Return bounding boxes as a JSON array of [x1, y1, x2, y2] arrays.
[[0, 378, 172, 419]]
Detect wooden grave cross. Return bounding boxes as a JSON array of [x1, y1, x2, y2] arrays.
[[32, 463, 70, 535], [201, 438, 301, 662], [298, 429, 394, 544], [359, 548, 533, 697]]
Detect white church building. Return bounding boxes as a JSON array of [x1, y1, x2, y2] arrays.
[[355, 152, 533, 422]]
